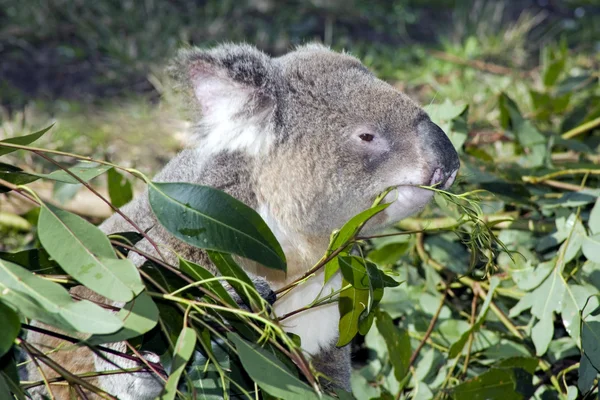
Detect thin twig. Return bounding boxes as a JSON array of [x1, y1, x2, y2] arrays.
[[274, 244, 347, 295], [522, 168, 600, 184], [561, 115, 600, 139], [462, 285, 479, 376], [18, 339, 118, 400], [31, 150, 167, 263], [408, 286, 448, 369], [21, 323, 165, 374]]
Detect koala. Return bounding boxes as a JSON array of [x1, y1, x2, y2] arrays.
[[22, 43, 459, 399]]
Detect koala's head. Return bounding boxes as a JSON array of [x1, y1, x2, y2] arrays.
[[170, 43, 459, 236]]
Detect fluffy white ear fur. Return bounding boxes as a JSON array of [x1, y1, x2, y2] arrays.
[[189, 63, 275, 156]]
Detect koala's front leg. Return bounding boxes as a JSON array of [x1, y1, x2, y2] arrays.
[[312, 345, 352, 391]]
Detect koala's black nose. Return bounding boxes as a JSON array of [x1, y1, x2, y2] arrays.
[[417, 118, 460, 189]]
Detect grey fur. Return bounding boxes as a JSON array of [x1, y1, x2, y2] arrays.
[[22, 43, 459, 399]]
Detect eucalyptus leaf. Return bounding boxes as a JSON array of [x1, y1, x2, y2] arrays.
[[337, 279, 369, 347], [0, 258, 123, 334], [0, 125, 53, 156], [0, 302, 19, 357], [148, 182, 286, 271], [207, 251, 261, 309], [179, 258, 237, 307], [449, 367, 533, 399], [26, 163, 112, 184], [159, 327, 197, 400], [107, 168, 133, 208], [375, 309, 411, 381], [88, 291, 158, 345], [578, 354, 597, 394], [38, 203, 144, 302], [589, 198, 600, 234], [582, 234, 600, 263], [228, 333, 330, 400]]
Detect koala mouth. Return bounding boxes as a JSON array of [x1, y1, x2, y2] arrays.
[[429, 168, 458, 190]]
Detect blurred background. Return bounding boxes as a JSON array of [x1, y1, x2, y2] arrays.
[[0, 0, 599, 239]]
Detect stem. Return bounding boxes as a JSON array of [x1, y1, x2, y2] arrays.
[[561, 115, 600, 139], [18, 339, 118, 400], [21, 323, 165, 374], [523, 169, 600, 184], [0, 142, 128, 173], [274, 244, 347, 295], [408, 286, 448, 370], [31, 150, 168, 263], [21, 367, 147, 390], [462, 286, 479, 377]]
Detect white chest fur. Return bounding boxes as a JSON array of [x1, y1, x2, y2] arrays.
[[274, 270, 342, 354], [256, 204, 342, 354]]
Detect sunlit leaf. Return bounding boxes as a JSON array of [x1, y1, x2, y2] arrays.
[[228, 333, 330, 400], [0, 258, 122, 334], [107, 168, 133, 208], [337, 279, 369, 347], [148, 182, 286, 271], [159, 327, 197, 400], [38, 203, 144, 302], [88, 291, 158, 345], [0, 125, 53, 157], [179, 258, 237, 307]]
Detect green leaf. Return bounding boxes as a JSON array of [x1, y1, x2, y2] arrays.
[[228, 333, 329, 400], [0, 258, 123, 334], [107, 168, 133, 208], [159, 326, 197, 400], [207, 251, 261, 309], [0, 354, 24, 400], [337, 279, 369, 347], [331, 204, 390, 250], [188, 336, 230, 399], [449, 367, 533, 399], [578, 354, 597, 394], [38, 203, 144, 303], [339, 256, 370, 290], [148, 182, 285, 271], [561, 284, 598, 345], [495, 357, 538, 374], [375, 309, 411, 381], [0, 163, 38, 193], [0, 374, 11, 400], [510, 259, 553, 291], [581, 300, 600, 374], [87, 291, 158, 345], [179, 258, 237, 307], [367, 242, 410, 267], [0, 125, 53, 157], [532, 316, 554, 356], [589, 198, 600, 234], [583, 234, 600, 263], [542, 51, 566, 87], [323, 202, 390, 284], [26, 163, 112, 184], [0, 302, 19, 357]]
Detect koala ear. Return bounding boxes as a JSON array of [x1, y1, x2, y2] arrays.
[[169, 44, 278, 155]]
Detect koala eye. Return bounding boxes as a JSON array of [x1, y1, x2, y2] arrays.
[[358, 133, 375, 142]]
